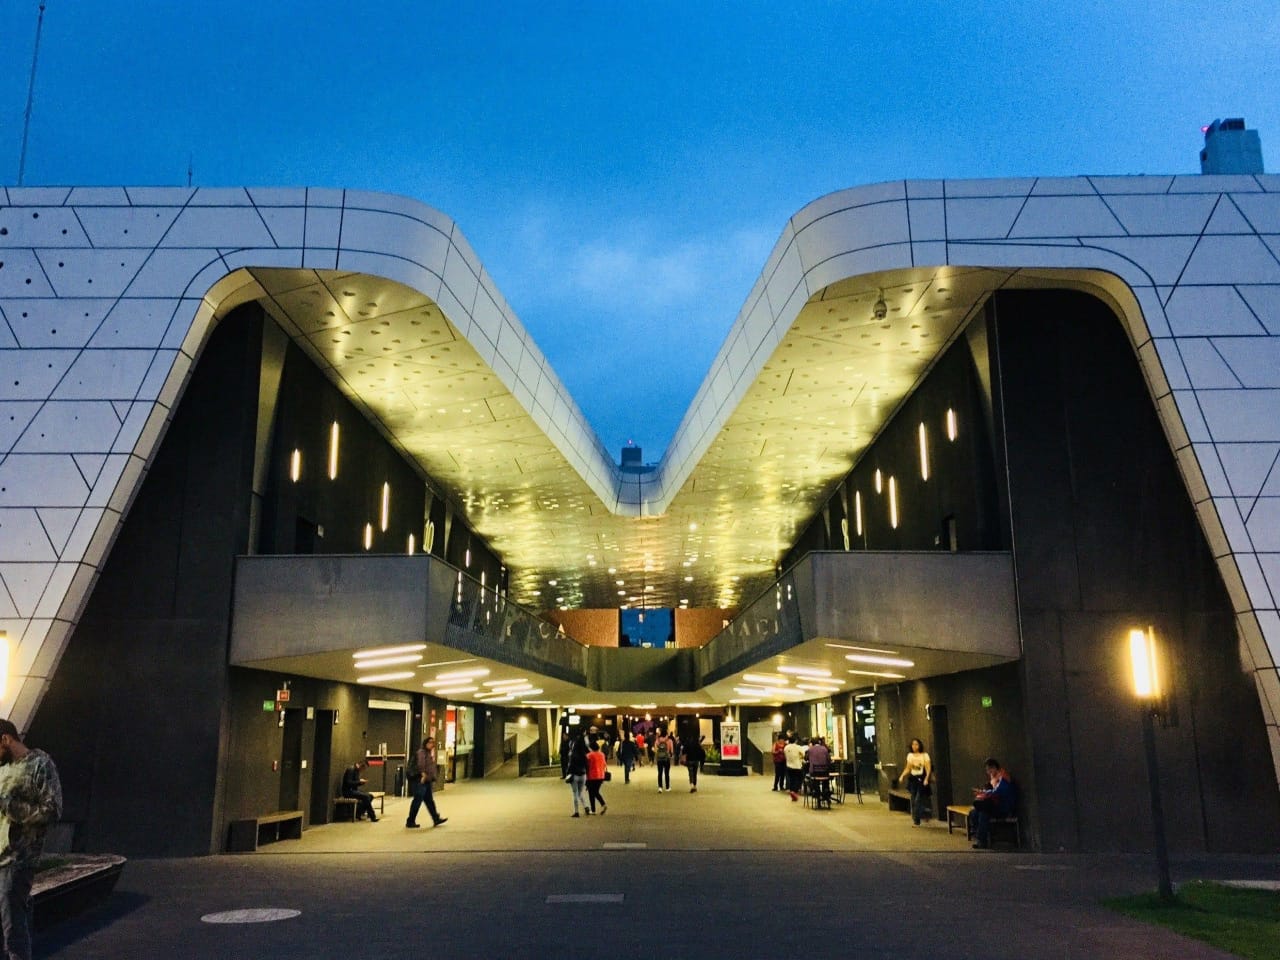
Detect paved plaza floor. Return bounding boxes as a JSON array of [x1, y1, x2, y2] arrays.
[[40, 771, 1279, 958]]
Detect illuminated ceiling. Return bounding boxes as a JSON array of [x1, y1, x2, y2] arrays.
[[250, 264, 1012, 613]]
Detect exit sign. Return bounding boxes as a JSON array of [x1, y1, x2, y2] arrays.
[[981, 696, 993, 708], [262, 700, 275, 712]]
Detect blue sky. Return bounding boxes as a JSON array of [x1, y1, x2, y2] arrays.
[[1, 1, 1276, 457]]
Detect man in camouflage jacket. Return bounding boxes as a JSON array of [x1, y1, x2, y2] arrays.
[[0, 718, 62, 960]]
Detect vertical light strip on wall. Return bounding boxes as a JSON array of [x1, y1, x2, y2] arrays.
[[946, 408, 958, 441], [380, 482, 390, 531], [874, 469, 882, 494], [407, 533, 416, 555], [854, 490, 863, 536], [289, 448, 301, 483], [888, 476, 898, 529], [328, 421, 340, 479], [918, 423, 929, 480], [363, 522, 373, 550]]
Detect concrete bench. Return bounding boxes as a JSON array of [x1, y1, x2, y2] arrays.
[[227, 810, 303, 852], [334, 791, 385, 821]]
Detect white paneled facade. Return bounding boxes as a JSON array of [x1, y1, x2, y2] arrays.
[[3, 176, 1280, 780]]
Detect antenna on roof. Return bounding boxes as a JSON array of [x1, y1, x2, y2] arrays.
[[17, 1, 48, 187]]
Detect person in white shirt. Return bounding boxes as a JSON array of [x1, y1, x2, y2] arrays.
[[897, 738, 933, 825], [783, 735, 806, 801]]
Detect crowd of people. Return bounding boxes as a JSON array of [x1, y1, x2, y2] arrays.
[[559, 725, 709, 816]]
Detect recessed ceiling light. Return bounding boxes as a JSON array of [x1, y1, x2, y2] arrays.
[[435, 668, 490, 680], [777, 665, 831, 678], [847, 669, 906, 679], [354, 654, 422, 669], [846, 654, 915, 668], [356, 671, 415, 684], [353, 644, 427, 659]]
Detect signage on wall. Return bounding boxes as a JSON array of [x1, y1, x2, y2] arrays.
[[262, 700, 275, 712], [981, 696, 993, 708], [276, 689, 291, 702]]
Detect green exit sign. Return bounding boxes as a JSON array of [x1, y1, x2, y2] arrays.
[[263, 700, 276, 712], [981, 696, 993, 708]]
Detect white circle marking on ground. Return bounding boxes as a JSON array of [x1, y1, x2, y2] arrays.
[[200, 908, 302, 924]]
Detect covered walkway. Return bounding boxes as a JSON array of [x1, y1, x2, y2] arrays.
[[265, 770, 985, 855]]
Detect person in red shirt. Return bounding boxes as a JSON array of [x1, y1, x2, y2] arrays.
[[585, 740, 608, 815]]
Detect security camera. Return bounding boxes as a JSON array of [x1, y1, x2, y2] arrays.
[[872, 294, 888, 321]]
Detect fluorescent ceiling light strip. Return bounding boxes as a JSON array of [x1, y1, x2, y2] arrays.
[[742, 673, 786, 684], [354, 654, 422, 669], [435, 668, 490, 680], [847, 669, 906, 679], [356, 671, 415, 684], [354, 643, 428, 659], [796, 683, 842, 692], [434, 686, 478, 695], [777, 666, 832, 677], [846, 654, 915, 668], [417, 658, 477, 669], [483, 678, 530, 688], [825, 643, 900, 655], [729, 698, 762, 704]]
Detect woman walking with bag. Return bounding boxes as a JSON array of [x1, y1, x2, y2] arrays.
[[897, 738, 932, 825], [585, 739, 609, 815]]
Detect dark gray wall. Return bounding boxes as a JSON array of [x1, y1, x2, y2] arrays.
[[995, 289, 1280, 853], [28, 305, 264, 856]]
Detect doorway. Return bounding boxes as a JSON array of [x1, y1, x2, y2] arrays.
[[278, 708, 304, 812], [309, 709, 335, 824]]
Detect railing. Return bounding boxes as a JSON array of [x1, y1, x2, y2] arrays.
[[695, 568, 806, 686]]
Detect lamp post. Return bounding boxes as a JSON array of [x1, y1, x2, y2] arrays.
[[1129, 626, 1173, 901]]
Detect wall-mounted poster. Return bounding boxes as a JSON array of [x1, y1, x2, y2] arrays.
[[833, 715, 848, 761], [721, 721, 742, 761]]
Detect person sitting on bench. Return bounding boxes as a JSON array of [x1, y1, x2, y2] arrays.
[[342, 759, 379, 822], [970, 757, 1014, 849]]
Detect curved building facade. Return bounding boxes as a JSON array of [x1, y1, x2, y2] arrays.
[[2, 175, 1280, 854]]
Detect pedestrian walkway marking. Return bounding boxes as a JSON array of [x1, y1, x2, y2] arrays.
[[201, 908, 301, 924], [546, 894, 624, 904], [602, 842, 647, 849]]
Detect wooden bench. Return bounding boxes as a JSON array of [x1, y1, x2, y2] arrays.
[[227, 810, 303, 852], [947, 803, 1021, 846], [887, 788, 912, 813], [334, 791, 385, 821]]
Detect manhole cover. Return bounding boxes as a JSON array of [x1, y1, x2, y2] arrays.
[[201, 908, 302, 924]]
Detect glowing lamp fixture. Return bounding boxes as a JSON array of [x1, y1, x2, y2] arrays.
[[1129, 627, 1160, 699], [918, 423, 929, 480], [847, 668, 906, 679], [328, 421, 340, 479], [380, 482, 390, 531], [888, 476, 899, 529], [289, 448, 301, 483], [855, 490, 863, 536], [946, 408, 958, 441]]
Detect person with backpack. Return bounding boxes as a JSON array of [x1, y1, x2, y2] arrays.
[[405, 736, 446, 828], [654, 728, 675, 792], [682, 735, 706, 793]]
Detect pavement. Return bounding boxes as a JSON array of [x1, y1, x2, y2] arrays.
[[39, 768, 1279, 959]]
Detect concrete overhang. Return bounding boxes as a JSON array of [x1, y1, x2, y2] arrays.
[[230, 551, 1020, 710]]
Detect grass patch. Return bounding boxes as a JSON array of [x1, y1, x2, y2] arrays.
[[1105, 881, 1280, 960]]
